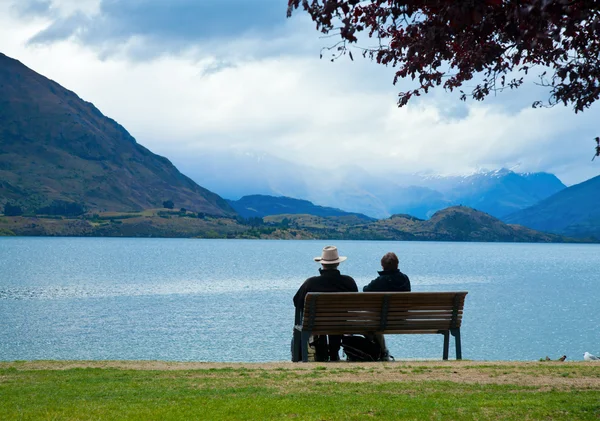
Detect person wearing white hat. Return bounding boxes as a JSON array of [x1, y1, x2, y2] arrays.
[[293, 245, 358, 361]]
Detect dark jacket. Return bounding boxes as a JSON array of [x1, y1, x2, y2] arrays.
[[293, 269, 358, 309], [363, 269, 411, 292]]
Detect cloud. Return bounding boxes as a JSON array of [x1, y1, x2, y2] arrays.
[[28, 11, 90, 44], [12, 0, 100, 18], [11, 0, 51, 18], [1, 0, 598, 190], [22, 0, 307, 60]]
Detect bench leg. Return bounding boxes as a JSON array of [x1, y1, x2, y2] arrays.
[[442, 331, 450, 361], [292, 329, 301, 362], [301, 331, 311, 362], [451, 328, 462, 360]]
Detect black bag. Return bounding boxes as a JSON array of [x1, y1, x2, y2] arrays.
[[341, 335, 382, 362]]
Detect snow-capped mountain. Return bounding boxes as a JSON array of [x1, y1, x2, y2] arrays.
[[173, 150, 566, 219]]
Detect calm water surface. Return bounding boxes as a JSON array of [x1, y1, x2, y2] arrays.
[[0, 238, 598, 362]]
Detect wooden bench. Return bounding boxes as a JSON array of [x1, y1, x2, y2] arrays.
[[292, 291, 468, 362]]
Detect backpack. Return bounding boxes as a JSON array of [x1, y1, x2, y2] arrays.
[[341, 335, 382, 362]]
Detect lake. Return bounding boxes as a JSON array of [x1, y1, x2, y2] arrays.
[[0, 237, 598, 362]]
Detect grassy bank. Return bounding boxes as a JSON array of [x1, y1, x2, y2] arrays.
[[1, 361, 599, 420]]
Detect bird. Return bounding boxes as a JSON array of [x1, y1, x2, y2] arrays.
[[583, 352, 599, 361], [558, 355, 567, 362], [545, 356, 551, 361]]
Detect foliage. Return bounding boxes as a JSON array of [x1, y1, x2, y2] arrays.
[[245, 216, 265, 227], [0, 228, 15, 236], [3, 202, 23, 216], [36, 201, 86, 217], [287, 1, 600, 156], [163, 200, 175, 209]]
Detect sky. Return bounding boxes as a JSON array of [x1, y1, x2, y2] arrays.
[[1, 0, 598, 186]]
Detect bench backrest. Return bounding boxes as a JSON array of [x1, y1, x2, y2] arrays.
[[300, 292, 468, 335]]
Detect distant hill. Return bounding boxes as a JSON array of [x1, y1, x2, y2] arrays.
[[227, 195, 374, 220], [0, 52, 235, 217], [353, 206, 571, 242], [503, 175, 600, 239], [265, 206, 576, 243]]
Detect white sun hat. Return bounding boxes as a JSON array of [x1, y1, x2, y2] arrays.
[[314, 246, 347, 264]]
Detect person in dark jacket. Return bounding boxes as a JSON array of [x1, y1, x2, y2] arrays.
[[294, 246, 358, 361], [363, 252, 411, 360], [363, 252, 411, 292]]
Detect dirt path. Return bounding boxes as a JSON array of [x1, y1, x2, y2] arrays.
[[3, 360, 599, 390]]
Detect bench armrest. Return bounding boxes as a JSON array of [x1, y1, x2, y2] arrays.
[[294, 307, 303, 325]]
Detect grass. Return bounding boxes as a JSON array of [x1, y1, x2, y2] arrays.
[[0, 361, 599, 420]]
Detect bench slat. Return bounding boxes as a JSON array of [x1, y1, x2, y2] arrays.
[[311, 300, 462, 305], [309, 329, 448, 335], [304, 309, 463, 320], [307, 293, 465, 299], [309, 295, 464, 302], [311, 320, 455, 327], [304, 313, 461, 322]]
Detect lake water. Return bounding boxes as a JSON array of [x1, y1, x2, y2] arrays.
[[0, 237, 598, 362]]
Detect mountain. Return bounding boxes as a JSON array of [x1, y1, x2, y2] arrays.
[[503, 175, 600, 239], [422, 169, 567, 218], [0, 52, 235, 217], [228, 194, 375, 220], [175, 150, 565, 219], [321, 168, 566, 219]]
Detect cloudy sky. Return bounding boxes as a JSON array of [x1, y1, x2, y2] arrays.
[[1, 0, 598, 185]]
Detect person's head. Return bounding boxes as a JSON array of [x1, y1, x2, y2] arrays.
[[321, 263, 339, 270], [314, 246, 346, 269], [381, 252, 399, 271]]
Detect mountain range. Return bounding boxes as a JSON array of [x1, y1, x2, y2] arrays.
[[0, 52, 234, 217], [175, 151, 566, 219]]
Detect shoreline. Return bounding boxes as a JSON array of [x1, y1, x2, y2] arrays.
[[1, 212, 594, 243], [1, 235, 598, 245], [4, 359, 599, 368]]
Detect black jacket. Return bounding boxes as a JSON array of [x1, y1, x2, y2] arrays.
[[363, 269, 411, 292], [293, 269, 358, 309]]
